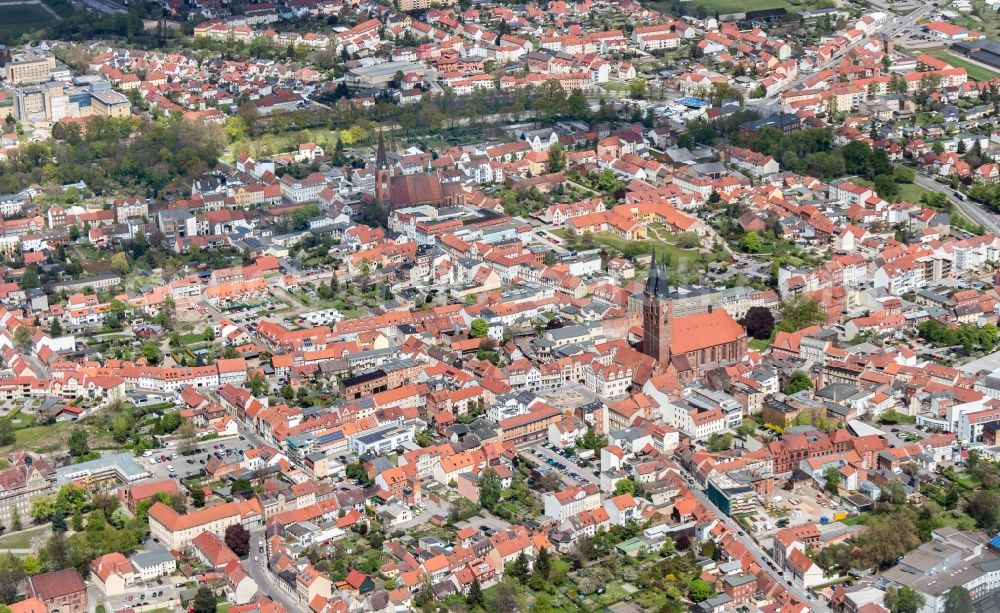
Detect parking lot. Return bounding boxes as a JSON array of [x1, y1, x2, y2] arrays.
[[525, 442, 600, 485], [455, 512, 511, 538], [140, 435, 254, 480]]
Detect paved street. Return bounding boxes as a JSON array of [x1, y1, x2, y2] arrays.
[[677, 472, 831, 612], [912, 171, 1000, 236], [248, 530, 306, 613]]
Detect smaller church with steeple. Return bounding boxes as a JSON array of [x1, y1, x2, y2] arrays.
[[639, 252, 749, 378]]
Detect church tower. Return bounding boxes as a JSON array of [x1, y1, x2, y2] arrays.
[[641, 251, 673, 366], [374, 132, 392, 207]]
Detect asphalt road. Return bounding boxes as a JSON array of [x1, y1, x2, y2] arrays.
[[247, 530, 305, 612], [677, 471, 831, 612], [912, 171, 1000, 236]]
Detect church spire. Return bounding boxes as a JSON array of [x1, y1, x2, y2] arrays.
[[645, 250, 659, 295], [376, 132, 388, 169], [658, 254, 669, 298]]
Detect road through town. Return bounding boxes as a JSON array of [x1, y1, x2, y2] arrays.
[[679, 473, 832, 612], [912, 172, 1000, 236]]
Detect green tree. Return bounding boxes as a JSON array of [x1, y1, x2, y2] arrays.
[[741, 230, 762, 253], [614, 478, 635, 496], [10, 508, 21, 532], [20, 265, 40, 289], [944, 586, 973, 613], [469, 318, 489, 339], [0, 420, 14, 446], [192, 586, 217, 613], [248, 371, 266, 396], [885, 586, 926, 613], [13, 324, 33, 353], [533, 546, 551, 581], [688, 578, 714, 603], [73, 507, 86, 532], [860, 514, 920, 568], [466, 577, 484, 608], [707, 433, 733, 452], [548, 142, 566, 173], [191, 488, 206, 508], [779, 295, 825, 332], [823, 466, 841, 496], [479, 468, 502, 512], [224, 116, 248, 143], [110, 252, 130, 275], [874, 174, 899, 200], [968, 490, 1000, 531], [628, 78, 648, 99], [893, 166, 915, 184], [141, 341, 162, 365], [505, 552, 530, 584], [51, 510, 67, 533], [0, 553, 26, 603], [21, 555, 42, 575], [736, 420, 757, 438], [842, 140, 872, 175], [784, 370, 813, 394], [68, 429, 89, 457], [676, 232, 700, 249]]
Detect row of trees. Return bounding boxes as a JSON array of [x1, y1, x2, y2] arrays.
[[918, 319, 998, 354]]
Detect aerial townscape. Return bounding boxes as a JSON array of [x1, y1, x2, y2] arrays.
[[7, 0, 1000, 613]]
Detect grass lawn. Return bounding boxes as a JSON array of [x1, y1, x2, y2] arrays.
[[937, 511, 978, 531], [0, 525, 50, 550], [592, 581, 632, 607], [840, 513, 871, 526], [0, 4, 53, 36], [749, 338, 771, 351], [3, 422, 72, 455], [853, 178, 934, 204], [179, 333, 210, 345], [556, 230, 727, 268], [924, 49, 1000, 82]]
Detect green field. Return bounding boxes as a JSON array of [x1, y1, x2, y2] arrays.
[[646, 0, 829, 15], [0, 525, 49, 550], [0, 4, 54, 36], [853, 178, 935, 204], [555, 230, 728, 270], [924, 49, 1000, 82]]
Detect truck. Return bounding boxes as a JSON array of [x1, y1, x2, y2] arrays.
[[820, 516, 831, 525]]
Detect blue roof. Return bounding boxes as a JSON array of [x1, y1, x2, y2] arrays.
[[678, 97, 708, 108], [989, 535, 1000, 550]]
